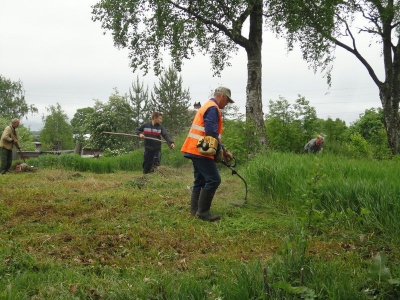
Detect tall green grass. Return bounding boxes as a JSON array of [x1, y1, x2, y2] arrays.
[[244, 151, 400, 239], [28, 145, 187, 174]]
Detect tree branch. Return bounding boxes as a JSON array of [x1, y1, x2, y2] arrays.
[[331, 36, 382, 88], [166, 0, 249, 47]]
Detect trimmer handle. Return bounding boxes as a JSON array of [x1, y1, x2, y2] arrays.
[[221, 156, 236, 168]]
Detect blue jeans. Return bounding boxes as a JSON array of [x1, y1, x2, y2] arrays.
[[190, 157, 221, 191]]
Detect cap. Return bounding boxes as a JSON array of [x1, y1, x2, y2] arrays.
[[215, 86, 234, 103]]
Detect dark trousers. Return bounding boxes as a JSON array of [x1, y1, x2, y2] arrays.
[[0, 147, 12, 174], [143, 149, 161, 174], [190, 157, 221, 191]]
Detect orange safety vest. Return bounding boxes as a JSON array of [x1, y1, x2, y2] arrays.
[[181, 99, 223, 159]]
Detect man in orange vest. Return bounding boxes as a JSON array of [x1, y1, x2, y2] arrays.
[[181, 87, 234, 221]]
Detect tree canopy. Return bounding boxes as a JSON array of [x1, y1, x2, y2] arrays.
[[151, 66, 192, 136], [268, 0, 400, 153], [0, 75, 38, 119], [92, 0, 267, 147], [40, 103, 74, 150], [85, 89, 136, 152]]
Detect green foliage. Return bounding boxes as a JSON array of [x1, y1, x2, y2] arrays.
[[346, 133, 373, 159], [369, 253, 391, 283], [92, 1, 246, 76], [40, 103, 74, 150], [364, 252, 400, 299], [265, 95, 320, 153], [0, 75, 38, 119], [220, 106, 249, 161], [70, 107, 95, 142], [30, 152, 142, 173], [151, 66, 192, 137], [344, 108, 391, 160], [320, 117, 347, 143], [29, 143, 187, 174], [271, 282, 316, 299], [85, 89, 136, 152], [268, 0, 400, 154], [348, 108, 385, 142], [91, 0, 268, 146], [244, 151, 400, 238], [129, 76, 151, 149]]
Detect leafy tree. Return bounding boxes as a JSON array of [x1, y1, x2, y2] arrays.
[[268, 0, 400, 154], [347, 108, 385, 143], [85, 89, 135, 152], [265, 96, 318, 152], [265, 96, 297, 152], [320, 117, 347, 143], [151, 66, 192, 136], [293, 96, 318, 141], [347, 132, 373, 159], [39, 103, 74, 150], [92, 0, 268, 147], [129, 76, 151, 149], [70, 107, 95, 142], [0, 75, 38, 119], [345, 108, 391, 159], [129, 76, 151, 129]]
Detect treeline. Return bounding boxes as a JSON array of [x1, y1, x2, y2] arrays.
[[264, 96, 391, 160], [0, 72, 393, 160]]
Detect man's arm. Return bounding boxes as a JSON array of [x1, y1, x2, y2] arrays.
[[135, 123, 146, 135], [203, 107, 219, 140], [1, 126, 13, 142], [160, 126, 173, 143]]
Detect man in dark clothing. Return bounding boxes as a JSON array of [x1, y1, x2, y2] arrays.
[[0, 118, 22, 174], [135, 112, 175, 174]]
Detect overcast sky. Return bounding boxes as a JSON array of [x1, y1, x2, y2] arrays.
[[1, 0, 383, 131]]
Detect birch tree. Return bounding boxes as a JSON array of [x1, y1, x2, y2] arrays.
[[92, 0, 268, 147]]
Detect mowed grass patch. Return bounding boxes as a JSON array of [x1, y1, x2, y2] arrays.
[[0, 166, 284, 271], [1, 155, 399, 299]]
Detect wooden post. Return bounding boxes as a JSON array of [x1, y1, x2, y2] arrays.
[[74, 141, 83, 155]]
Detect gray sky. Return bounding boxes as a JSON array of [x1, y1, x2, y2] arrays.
[[1, 0, 383, 131]]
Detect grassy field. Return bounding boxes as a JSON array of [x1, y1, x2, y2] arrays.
[[1, 151, 400, 299]]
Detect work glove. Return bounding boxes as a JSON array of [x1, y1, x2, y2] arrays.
[[223, 149, 233, 163]]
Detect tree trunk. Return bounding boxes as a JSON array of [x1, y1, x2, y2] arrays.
[[245, 1, 268, 148], [380, 82, 400, 154], [378, 4, 400, 155]]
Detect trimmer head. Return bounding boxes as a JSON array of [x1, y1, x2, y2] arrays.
[[231, 199, 246, 206]]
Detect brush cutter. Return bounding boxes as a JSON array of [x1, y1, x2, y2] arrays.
[[221, 157, 248, 206]]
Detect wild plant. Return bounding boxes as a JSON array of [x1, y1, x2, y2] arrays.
[[363, 252, 400, 299]]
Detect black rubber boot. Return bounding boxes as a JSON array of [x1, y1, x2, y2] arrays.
[[196, 189, 220, 222], [190, 188, 201, 215]]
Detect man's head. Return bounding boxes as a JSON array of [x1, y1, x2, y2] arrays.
[[12, 118, 20, 128], [316, 135, 324, 146], [214, 86, 234, 109], [151, 112, 163, 125]]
